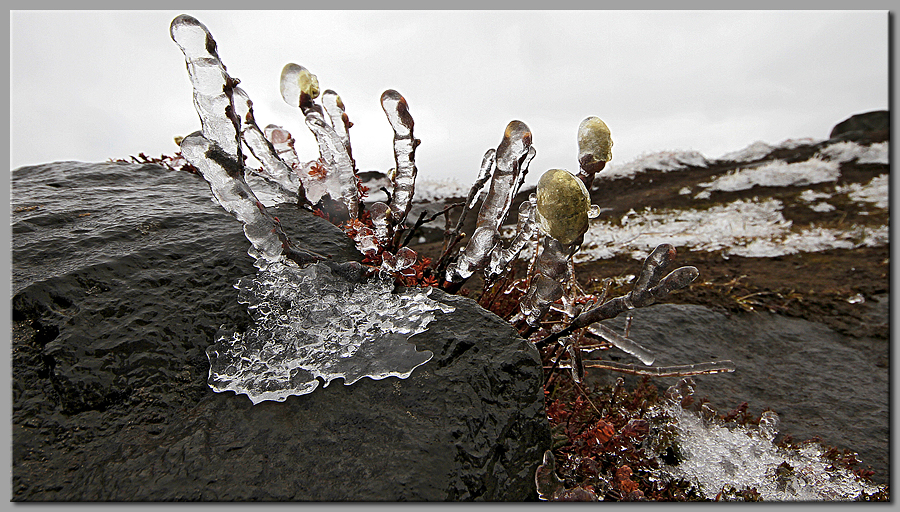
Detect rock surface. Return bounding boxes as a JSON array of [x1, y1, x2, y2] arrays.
[[829, 110, 890, 140], [589, 303, 889, 485], [12, 163, 550, 501]]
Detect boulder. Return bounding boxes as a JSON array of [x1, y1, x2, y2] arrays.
[[12, 165, 550, 501], [829, 110, 889, 140]]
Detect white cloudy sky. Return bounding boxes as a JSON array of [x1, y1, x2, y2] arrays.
[[9, 10, 889, 186]]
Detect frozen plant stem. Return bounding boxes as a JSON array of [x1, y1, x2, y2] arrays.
[[535, 244, 698, 349], [381, 89, 420, 227], [444, 121, 535, 289], [171, 14, 324, 268]]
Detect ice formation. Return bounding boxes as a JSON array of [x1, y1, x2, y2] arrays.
[[280, 63, 360, 220], [381, 89, 419, 225], [171, 15, 323, 269], [576, 116, 613, 187], [650, 379, 885, 501], [206, 262, 454, 403], [446, 121, 535, 282]]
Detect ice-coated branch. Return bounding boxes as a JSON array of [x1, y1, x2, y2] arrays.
[[535, 243, 698, 349], [281, 63, 360, 220], [232, 89, 305, 204], [179, 132, 325, 268], [170, 14, 242, 160], [486, 196, 538, 281], [444, 121, 534, 284], [586, 322, 655, 365], [553, 359, 735, 378], [381, 89, 419, 226], [321, 90, 354, 163]]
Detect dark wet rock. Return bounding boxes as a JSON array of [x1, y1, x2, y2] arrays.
[[829, 110, 890, 140], [12, 164, 550, 501], [589, 303, 889, 484]]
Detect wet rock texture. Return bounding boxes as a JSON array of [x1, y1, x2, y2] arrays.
[[590, 303, 889, 485], [12, 191, 550, 501]]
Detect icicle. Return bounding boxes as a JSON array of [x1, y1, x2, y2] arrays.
[[304, 112, 360, 218], [486, 196, 538, 280], [519, 236, 569, 326], [380, 89, 419, 225], [321, 90, 354, 161], [445, 121, 534, 282], [467, 149, 496, 210], [171, 15, 322, 268], [170, 15, 241, 159]]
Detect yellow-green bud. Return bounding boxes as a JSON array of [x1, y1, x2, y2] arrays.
[[536, 168, 591, 245], [577, 116, 613, 171]]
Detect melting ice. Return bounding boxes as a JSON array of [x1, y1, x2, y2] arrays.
[[651, 392, 885, 501], [206, 262, 454, 404]]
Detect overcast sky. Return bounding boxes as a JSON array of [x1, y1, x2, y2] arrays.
[[9, 10, 889, 186]]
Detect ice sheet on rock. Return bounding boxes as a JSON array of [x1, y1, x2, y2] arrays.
[[207, 261, 454, 404], [381, 90, 419, 225]]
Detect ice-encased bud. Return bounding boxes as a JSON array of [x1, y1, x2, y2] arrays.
[[577, 116, 613, 172], [280, 63, 320, 107], [536, 168, 591, 245], [382, 247, 417, 274]]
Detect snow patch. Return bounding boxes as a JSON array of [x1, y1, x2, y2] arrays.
[[598, 150, 708, 181], [699, 158, 840, 193], [576, 198, 888, 261]]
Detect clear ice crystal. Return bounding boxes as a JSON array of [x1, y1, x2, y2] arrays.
[[206, 262, 454, 404], [369, 201, 392, 243], [381, 247, 417, 274]]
